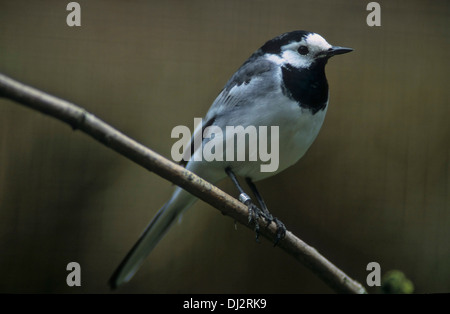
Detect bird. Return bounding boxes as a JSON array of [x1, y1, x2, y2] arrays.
[[109, 30, 352, 289]]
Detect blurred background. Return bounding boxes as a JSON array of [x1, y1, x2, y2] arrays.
[[0, 0, 448, 293]]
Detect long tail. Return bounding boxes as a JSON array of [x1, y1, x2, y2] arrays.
[[108, 187, 197, 289]]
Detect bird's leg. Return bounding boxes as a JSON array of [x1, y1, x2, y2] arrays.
[[245, 177, 271, 224], [225, 167, 261, 241], [245, 178, 286, 246]]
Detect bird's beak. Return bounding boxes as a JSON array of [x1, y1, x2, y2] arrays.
[[327, 46, 353, 57]]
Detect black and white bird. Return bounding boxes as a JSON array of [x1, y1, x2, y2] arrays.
[[109, 30, 352, 288]]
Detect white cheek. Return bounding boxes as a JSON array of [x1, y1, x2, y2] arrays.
[[265, 50, 312, 69], [281, 50, 312, 68]]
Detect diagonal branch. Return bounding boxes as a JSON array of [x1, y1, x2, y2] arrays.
[[0, 72, 367, 294]]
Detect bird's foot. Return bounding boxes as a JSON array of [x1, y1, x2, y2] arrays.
[[271, 217, 286, 246], [238, 193, 286, 245], [254, 210, 286, 246], [239, 193, 263, 242]]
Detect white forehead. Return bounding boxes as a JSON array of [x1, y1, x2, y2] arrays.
[[303, 33, 332, 50], [280, 33, 332, 52]]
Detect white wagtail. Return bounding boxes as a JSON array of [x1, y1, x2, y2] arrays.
[[109, 30, 352, 288]]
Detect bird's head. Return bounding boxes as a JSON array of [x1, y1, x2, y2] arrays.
[[260, 31, 352, 69]]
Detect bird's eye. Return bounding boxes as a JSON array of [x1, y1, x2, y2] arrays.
[[297, 45, 309, 55]]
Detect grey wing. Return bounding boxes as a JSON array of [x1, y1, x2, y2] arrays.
[[181, 56, 279, 166], [205, 57, 279, 122]]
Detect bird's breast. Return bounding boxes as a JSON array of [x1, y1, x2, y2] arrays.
[[219, 95, 328, 181], [263, 98, 328, 177]]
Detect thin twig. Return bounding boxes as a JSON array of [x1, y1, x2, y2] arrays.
[[0, 72, 367, 294]]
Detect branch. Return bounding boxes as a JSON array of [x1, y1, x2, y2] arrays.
[[0, 72, 367, 294]]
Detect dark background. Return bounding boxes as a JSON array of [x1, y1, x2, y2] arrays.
[[0, 0, 448, 293]]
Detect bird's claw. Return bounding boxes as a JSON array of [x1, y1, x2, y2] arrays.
[[258, 210, 286, 246], [238, 193, 285, 245], [245, 200, 262, 242], [272, 217, 286, 246]]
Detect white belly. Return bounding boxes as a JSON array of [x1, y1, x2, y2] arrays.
[[205, 98, 328, 181]]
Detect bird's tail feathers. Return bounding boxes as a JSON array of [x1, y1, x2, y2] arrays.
[[109, 187, 196, 289]]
